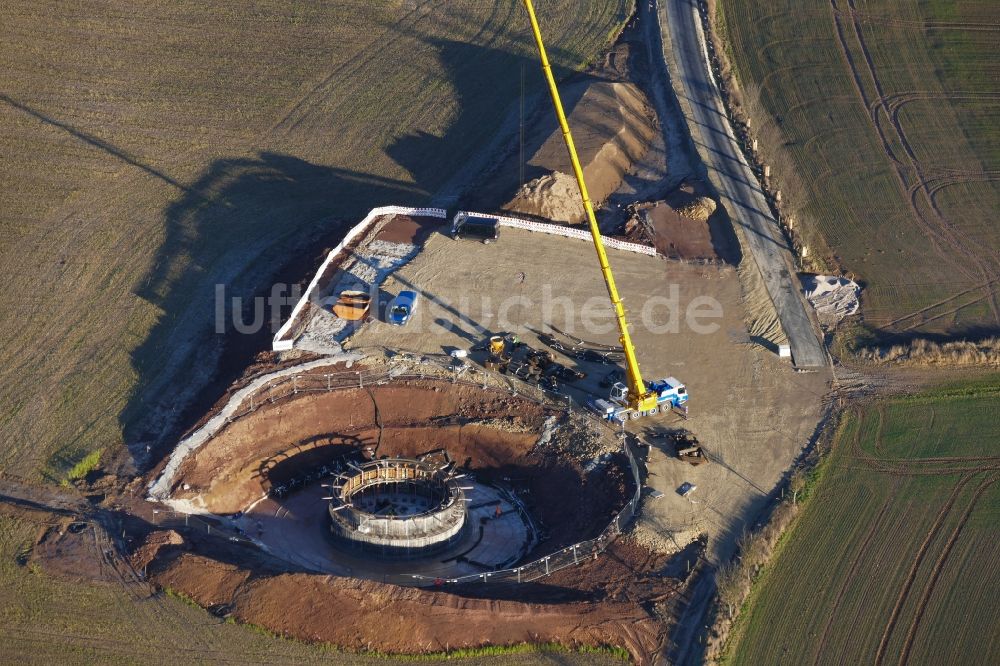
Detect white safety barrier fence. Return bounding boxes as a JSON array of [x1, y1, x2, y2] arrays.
[[272, 206, 656, 351], [271, 206, 447, 351], [458, 210, 658, 257]]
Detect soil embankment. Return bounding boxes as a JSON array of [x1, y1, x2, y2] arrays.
[[505, 80, 657, 224], [151, 537, 674, 662]]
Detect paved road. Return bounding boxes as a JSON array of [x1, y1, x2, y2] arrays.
[[652, 0, 827, 368]]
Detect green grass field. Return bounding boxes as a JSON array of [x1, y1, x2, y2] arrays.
[[725, 379, 1000, 665], [0, 0, 628, 480], [717, 0, 1000, 338]]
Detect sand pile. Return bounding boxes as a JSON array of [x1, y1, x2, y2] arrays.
[[506, 81, 656, 224], [801, 274, 860, 324], [676, 196, 716, 221], [507, 171, 583, 222]]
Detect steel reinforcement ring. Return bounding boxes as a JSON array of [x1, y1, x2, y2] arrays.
[[328, 457, 466, 556]]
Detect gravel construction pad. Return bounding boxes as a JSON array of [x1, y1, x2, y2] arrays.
[[347, 226, 830, 559]]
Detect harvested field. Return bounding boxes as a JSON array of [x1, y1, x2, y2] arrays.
[[0, 0, 630, 482], [717, 0, 1000, 338], [725, 379, 1000, 664]]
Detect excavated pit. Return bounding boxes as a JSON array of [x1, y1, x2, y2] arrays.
[[135, 374, 690, 661], [164, 378, 631, 578]]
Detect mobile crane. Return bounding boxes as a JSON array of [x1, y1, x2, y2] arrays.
[[521, 0, 688, 422]]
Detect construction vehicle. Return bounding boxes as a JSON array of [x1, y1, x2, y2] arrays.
[[484, 334, 510, 373], [522, 0, 688, 421], [451, 213, 499, 243], [488, 335, 506, 357], [672, 431, 707, 466], [332, 290, 371, 321], [591, 377, 687, 422]]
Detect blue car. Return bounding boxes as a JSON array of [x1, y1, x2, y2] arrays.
[[388, 290, 418, 326]]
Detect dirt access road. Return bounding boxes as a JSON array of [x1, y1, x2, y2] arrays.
[[652, 0, 826, 368]]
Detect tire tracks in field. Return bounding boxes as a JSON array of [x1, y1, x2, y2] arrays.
[[827, 0, 957, 272], [828, 0, 1000, 329], [896, 294, 987, 333], [872, 472, 976, 666], [849, 1, 1000, 273], [90, 520, 227, 655], [269, 0, 450, 136], [844, 0, 1000, 320], [896, 473, 1000, 666], [872, 404, 886, 455], [810, 478, 897, 666], [1, 627, 316, 664], [846, 10, 1000, 33], [270, 0, 514, 139], [845, 406, 1000, 475], [880, 277, 1000, 329]]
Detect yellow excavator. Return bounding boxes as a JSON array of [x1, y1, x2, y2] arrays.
[[521, 0, 688, 421]]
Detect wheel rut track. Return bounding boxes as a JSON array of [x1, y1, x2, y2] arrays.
[[811, 478, 897, 666], [846, 407, 1000, 475], [87, 523, 225, 655], [829, 0, 1000, 328], [844, 0, 1000, 321], [895, 473, 1000, 666], [271, 0, 515, 138], [872, 473, 976, 666], [270, 0, 450, 136], [880, 276, 1000, 329], [843, 9, 1000, 33], [2, 625, 317, 664]]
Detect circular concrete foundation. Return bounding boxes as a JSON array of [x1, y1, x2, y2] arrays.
[[328, 458, 466, 556]]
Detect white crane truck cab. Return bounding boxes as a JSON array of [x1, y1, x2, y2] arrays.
[[593, 377, 689, 422]]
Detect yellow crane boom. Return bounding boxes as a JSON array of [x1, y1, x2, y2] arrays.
[[521, 0, 659, 413]]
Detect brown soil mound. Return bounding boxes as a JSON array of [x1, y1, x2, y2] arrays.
[[152, 537, 672, 662], [31, 520, 115, 584], [155, 553, 251, 607], [643, 201, 717, 261], [129, 529, 185, 571], [505, 81, 656, 224], [620, 181, 729, 262]]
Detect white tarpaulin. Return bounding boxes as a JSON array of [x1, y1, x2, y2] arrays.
[[801, 274, 860, 324]]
